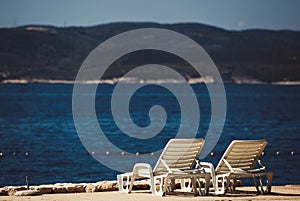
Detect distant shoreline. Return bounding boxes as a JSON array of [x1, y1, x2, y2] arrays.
[[2, 23, 300, 87], [1, 78, 300, 85]]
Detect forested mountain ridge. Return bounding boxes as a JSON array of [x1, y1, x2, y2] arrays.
[[0, 22, 299, 83]]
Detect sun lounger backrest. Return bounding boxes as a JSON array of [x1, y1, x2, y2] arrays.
[[153, 139, 204, 175], [216, 140, 267, 175]]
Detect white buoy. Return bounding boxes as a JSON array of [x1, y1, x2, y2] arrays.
[[136, 152, 139, 156], [106, 151, 110, 155], [276, 151, 280, 155], [210, 152, 214, 156], [0, 152, 3, 156], [291, 151, 295, 155], [13, 152, 16, 156], [91, 151, 95, 155], [261, 152, 265, 156], [25, 152, 29, 156], [121, 152, 125, 155], [151, 153, 154, 156]]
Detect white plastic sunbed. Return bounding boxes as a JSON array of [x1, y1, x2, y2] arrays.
[[117, 138, 211, 196], [200, 140, 273, 195]]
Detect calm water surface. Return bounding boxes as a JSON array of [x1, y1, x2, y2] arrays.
[[0, 83, 299, 187]]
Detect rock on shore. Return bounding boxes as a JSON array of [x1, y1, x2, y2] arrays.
[[0, 180, 123, 196], [0, 179, 239, 196]]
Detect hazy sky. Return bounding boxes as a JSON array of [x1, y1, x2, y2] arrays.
[[0, 0, 299, 30]]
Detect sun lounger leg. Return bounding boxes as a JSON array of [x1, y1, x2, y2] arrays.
[[259, 175, 265, 193], [180, 179, 185, 190], [150, 176, 155, 194], [180, 178, 192, 191], [204, 174, 210, 195], [252, 176, 260, 193], [117, 175, 123, 192], [215, 175, 227, 195], [190, 176, 199, 196], [232, 178, 237, 192], [117, 174, 131, 193], [170, 178, 176, 191], [153, 175, 165, 196], [225, 176, 231, 193], [266, 172, 273, 194], [128, 175, 135, 193], [163, 175, 169, 195]]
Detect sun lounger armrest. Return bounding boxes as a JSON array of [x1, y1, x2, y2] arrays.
[[195, 159, 204, 171], [199, 162, 214, 168], [244, 160, 266, 173], [132, 163, 154, 177], [199, 162, 215, 174], [254, 160, 266, 172]]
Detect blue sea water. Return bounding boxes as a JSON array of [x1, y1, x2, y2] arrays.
[[0, 83, 299, 187]]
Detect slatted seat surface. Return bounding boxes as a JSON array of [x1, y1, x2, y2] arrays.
[[153, 139, 205, 176], [216, 140, 267, 175]]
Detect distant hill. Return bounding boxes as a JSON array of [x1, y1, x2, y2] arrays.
[[0, 22, 300, 83]]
